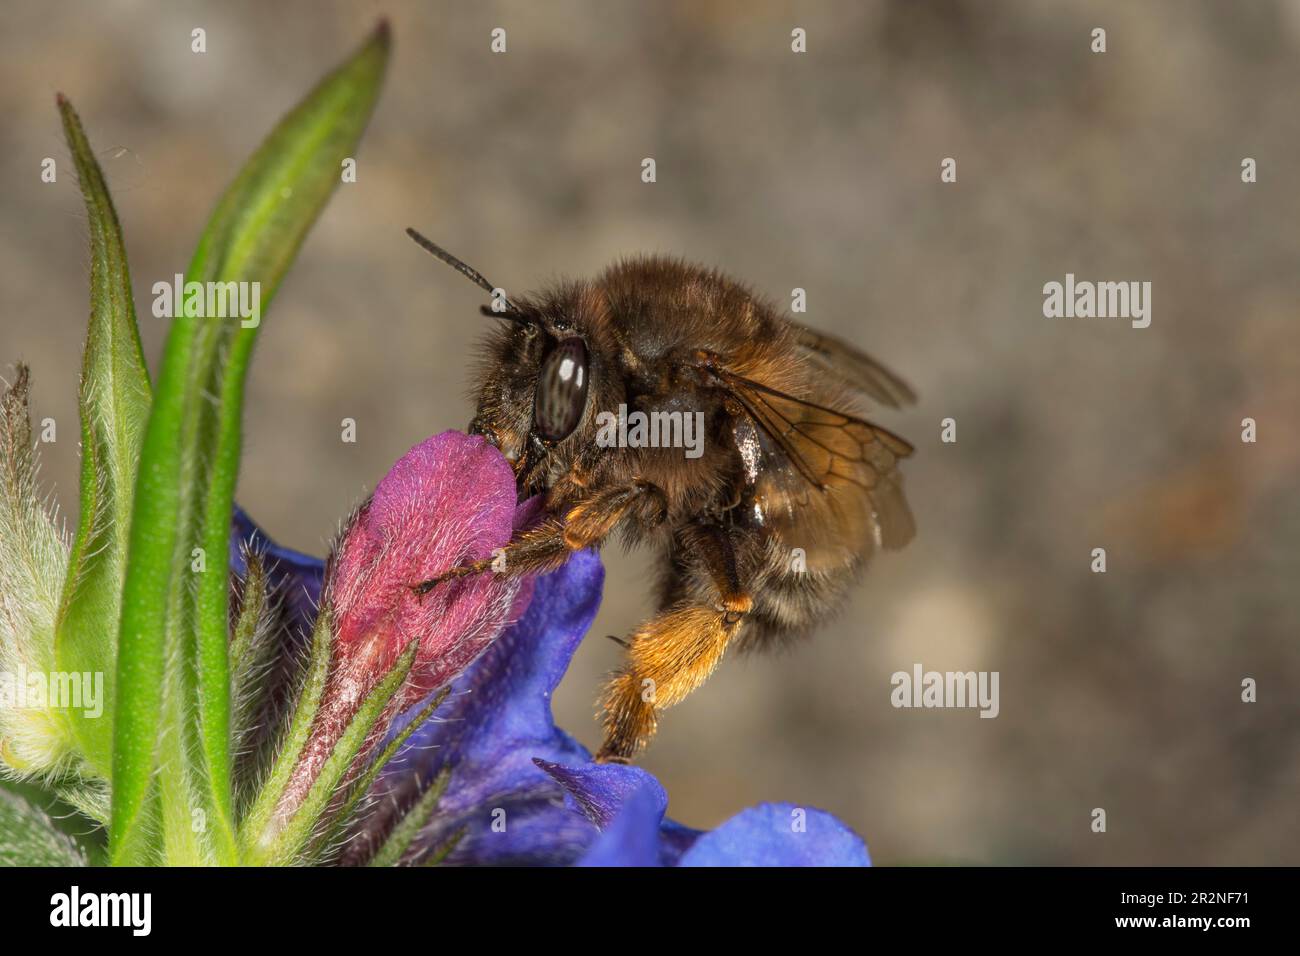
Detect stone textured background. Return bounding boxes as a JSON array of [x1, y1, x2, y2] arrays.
[[2, 0, 1297, 863]]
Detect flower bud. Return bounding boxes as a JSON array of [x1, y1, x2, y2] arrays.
[[325, 431, 532, 709], [0, 365, 77, 781], [263, 431, 534, 848]]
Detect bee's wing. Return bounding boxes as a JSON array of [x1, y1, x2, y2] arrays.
[[718, 369, 916, 551], [790, 322, 917, 409]]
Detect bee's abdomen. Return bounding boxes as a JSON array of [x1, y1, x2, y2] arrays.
[[736, 540, 859, 651]]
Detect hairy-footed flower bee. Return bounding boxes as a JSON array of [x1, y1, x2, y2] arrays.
[[406, 227, 916, 763]]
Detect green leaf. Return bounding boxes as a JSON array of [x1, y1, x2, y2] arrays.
[[228, 552, 268, 679], [367, 767, 451, 867], [243, 638, 417, 867], [230, 551, 275, 756], [0, 787, 86, 866], [418, 827, 466, 867], [52, 96, 153, 780], [2, 777, 106, 862], [237, 610, 333, 858], [310, 685, 452, 860], [110, 22, 390, 865]]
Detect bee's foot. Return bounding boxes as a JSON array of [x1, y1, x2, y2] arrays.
[[410, 563, 484, 600], [593, 747, 631, 766], [604, 634, 631, 649], [409, 578, 439, 600]]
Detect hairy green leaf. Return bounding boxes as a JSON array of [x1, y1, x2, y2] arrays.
[[245, 639, 416, 867], [0, 787, 86, 866], [111, 23, 390, 865], [52, 97, 152, 780], [367, 767, 451, 867], [312, 685, 451, 860], [237, 609, 333, 857]]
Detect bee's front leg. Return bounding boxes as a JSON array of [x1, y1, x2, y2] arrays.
[[596, 523, 750, 763], [409, 517, 571, 595], [409, 479, 667, 595]]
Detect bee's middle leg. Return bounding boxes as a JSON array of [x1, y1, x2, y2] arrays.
[[596, 523, 750, 763]]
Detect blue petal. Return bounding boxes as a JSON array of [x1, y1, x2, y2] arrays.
[[575, 783, 665, 867], [373, 550, 608, 864], [395, 549, 604, 781], [676, 803, 871, 867], [432, 796, 598, 867], [536, 759, 667, 828], [541, 759, 703, 866]]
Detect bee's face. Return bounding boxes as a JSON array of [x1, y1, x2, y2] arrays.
[[469, 288, 606, 488]]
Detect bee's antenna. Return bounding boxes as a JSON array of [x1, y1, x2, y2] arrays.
[[405, 227, 524, 320]]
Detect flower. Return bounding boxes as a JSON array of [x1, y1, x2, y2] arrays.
[[323, 432, 534, 710], [247, 432, 531, 838], [231, 431, 872, 866]]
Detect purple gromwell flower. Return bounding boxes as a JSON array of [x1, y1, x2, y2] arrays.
[[231, 430, 873, 867], [273, 431, 534, 828], [324, 431, 533, 710]]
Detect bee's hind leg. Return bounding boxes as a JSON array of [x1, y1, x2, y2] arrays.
[[596, 523, 751, 763]]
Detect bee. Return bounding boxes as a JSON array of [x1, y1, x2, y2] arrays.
[[406, 227, 916, 763]]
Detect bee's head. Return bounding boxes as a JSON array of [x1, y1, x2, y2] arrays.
[[406, 228, 611, 494], [470, 283, 621, 494]]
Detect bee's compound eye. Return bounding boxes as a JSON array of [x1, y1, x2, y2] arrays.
[[533, 337, 590, 442]]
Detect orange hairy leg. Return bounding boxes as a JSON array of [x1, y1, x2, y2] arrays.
[[596, 523, 751, 763]]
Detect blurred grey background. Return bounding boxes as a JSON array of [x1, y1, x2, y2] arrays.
[[2, 0, 1297, 863]]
